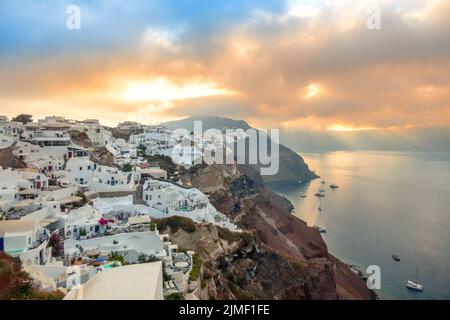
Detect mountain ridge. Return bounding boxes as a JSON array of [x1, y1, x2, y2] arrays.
[[165, 116, 318, 183]]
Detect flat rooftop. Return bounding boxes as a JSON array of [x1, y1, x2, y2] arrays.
[[64, 261, 163, 300]]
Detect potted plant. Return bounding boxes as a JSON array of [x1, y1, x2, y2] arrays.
[[79, 228, 87, 240]]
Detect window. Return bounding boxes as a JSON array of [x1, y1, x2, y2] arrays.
[[79, 167, 82, 171]]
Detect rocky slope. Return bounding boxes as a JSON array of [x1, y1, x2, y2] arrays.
[[0, 145, 26, 169], [68, 130, 93, 149], [169, 163, 375, 300]]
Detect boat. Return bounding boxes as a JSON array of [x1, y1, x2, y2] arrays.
[[407, 281, 423, 292], [330, 184, 339, 189], [300, 194, 307, 198], [406, 267, 423, 292], [321, 181, 326, 184], [319, 189, 326, 193], [318, 206, 322, 212], [392, 254, 401, 262], [314, 193, 325, 197], [314, 226, 326, 233]]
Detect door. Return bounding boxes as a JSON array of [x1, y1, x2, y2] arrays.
[[0, 237, 3, 251]]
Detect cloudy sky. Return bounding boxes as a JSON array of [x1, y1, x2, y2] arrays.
[[0, 0, 449, 129]]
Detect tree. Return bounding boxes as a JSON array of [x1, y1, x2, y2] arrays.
[[12, 114, 33, 124], [122, 163, 132, 172]]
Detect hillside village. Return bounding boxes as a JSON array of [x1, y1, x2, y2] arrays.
[[0, 114, 238, 300]]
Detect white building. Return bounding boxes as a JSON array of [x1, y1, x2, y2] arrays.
[[60, 158, 135, 192], [0, 168, 48, 209], [0, 115, 22, 142], [61, 158, 96, 187], [141, 179, 238, 231], [88, 165, 135, 192], [64, 231, 167, 263], [62, 205, 104, 240], [0, 183, 20, 209], [117, 121, 143, 130], [64, 262, 164, 300], [0, 219, 50, 265], [129, 125, 175, 157], [142, 180, 178, 213]]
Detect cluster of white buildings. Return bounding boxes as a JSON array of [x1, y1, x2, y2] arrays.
[[0, 115, 240, 299]]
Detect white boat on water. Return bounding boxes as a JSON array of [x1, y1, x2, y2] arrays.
[[406, 267, 423, 292], [406, 281, 423, 292]]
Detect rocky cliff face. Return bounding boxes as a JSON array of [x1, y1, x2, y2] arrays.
[[170, 163, 375, 300]]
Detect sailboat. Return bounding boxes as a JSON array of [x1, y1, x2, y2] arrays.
[[406, 266, 423, 292]]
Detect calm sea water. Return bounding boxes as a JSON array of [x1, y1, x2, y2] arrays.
[[267, 151, 450, 300]]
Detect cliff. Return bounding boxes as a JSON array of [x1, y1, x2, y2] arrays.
[[168, 163, 376, 300]]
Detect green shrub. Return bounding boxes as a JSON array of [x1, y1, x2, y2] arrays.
[[189, 254, 201, 281], [107, 252, 127, 265], [122, 163, 132, 172], [167, 292, 183, 300], [79, 228, 87, 237]]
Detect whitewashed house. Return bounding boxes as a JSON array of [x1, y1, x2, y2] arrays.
[[19, 170, 49, 190], [61, 158, 96, 187], [64, 231, 167, 263], [88, 165, 135, 192], [142, 180, 178, 213], [0, 115, 22, 142], [0, 219, 50, 265], [62, 205, 104, 240]]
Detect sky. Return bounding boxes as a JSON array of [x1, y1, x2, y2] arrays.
[[0, 0, 449, 130]]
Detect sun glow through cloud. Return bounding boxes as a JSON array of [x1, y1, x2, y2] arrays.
[[327, 124, 378, 131], [120, 79, 234, 103], [303, 83, 322, 99]]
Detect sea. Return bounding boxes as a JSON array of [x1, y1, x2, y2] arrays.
[[267, 151, 450, 300]]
